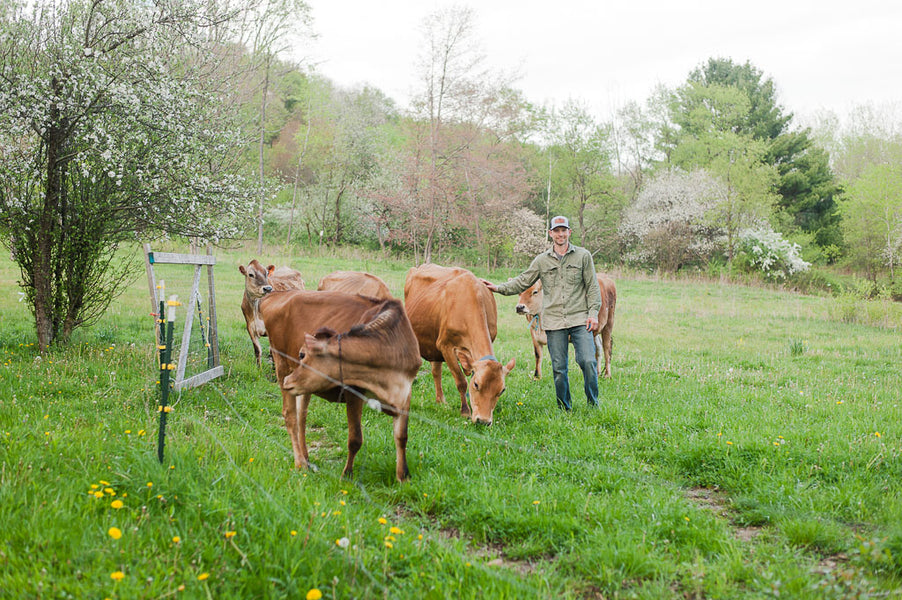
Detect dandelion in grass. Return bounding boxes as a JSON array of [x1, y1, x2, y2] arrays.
[[138, 430, 145, 436], [532, 501, 540, 505], [385, 535, 395, 542], [197, 573, 209, 581], [93, 491, 104, 499], [341, 489, 348, 495], [248, 458, 254, 463], [306, 589, 323, 600], [378, 517, 387, 525], [146, 482, 153, 488], [336, 537, 349, 548], [384, 541, 393, 549], [339, 500, 346, 506], [390, 526, 403, 535], [172, 536, 181, 544], [332, 510, 341, 516], [726, 441, 733, 446], [224, 531, 236, 539], [291, 530, 297, 537], [110, 571, 125, 581], [104, 488, 115, 496], [108, 527, 122, 540], [111, 500, 124, 509], [875, 432, 882, 438]]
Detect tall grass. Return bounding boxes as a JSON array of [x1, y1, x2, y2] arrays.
[[1, 243, 901, 598]]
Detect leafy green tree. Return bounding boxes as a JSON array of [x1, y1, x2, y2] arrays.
[[0, 0, 258, 350], [669, 58, 842, 248], [840, 163, 902, 282]]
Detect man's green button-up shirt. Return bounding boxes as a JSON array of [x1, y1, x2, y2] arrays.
[[495, 244, 602, 331]]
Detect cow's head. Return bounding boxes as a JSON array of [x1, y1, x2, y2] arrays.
[[457, 352, 515, 425], [515, 281, 543, 317], [281, 328, 339, 395], [239, 260, 276, 300]]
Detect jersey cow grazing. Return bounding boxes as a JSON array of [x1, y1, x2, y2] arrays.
[[515, 273, 617, 379], [238, 260, 305, 366], [404, 264, 515, 425], [317, 270, 393, 299], [260, 290, 421, 482]]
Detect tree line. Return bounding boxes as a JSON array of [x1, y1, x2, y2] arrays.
[[1, 0, 900, 349]]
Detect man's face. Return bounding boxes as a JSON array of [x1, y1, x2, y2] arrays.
[[550, 226, 571, 245]]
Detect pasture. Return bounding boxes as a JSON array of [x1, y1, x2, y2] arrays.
[[2, 244, 901, 599]]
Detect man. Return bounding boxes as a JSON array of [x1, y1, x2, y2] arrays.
[[482, 216, 602, 410]]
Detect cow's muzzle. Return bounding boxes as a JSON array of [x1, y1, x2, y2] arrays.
[[262, 285, 273, 294], [515, 304, 528, 314]]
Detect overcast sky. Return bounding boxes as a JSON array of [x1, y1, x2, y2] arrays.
[[300, 0, 902, 126]]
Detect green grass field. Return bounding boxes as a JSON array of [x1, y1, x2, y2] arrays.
[[2, 243, 901, 599]]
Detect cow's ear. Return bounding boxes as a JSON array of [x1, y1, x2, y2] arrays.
[[267, 265, 276, 275], [238, 265, 247, 275], [304, 333, 327, 355], [456, 349, 473, 375], [502, 358, 515, 375]]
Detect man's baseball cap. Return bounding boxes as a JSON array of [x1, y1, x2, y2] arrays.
[[549, 215, 570, 230]]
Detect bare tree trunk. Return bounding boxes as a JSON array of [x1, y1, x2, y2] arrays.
[[286, 101, 313, 248]]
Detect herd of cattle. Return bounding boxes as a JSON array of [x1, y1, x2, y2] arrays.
[[238, 260, 617, 482]]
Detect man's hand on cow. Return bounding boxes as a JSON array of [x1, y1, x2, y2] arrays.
[[586, 317, 599, 332], [480, 279, 498, 292]]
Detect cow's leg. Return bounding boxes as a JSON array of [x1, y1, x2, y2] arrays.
[[248, 327, 262, 367], [282, 390, 310, 468], [532, 337, 542, 379], [442, 352, 471, 417], [342, 395, 364, 479], [430, 361, 446, 404], [600, 324, 613, 379], [594, 333, 604, 379], [392, 393, 411, 481]]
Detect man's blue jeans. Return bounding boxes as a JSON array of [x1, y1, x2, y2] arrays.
[[546, 325, 598, 410]]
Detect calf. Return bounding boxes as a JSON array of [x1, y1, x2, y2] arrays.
[[404, 264, 514, 425], [238, 259, 305, 366], [515, 273, 617, 378], [317, 270, 393, 299], [260, 291, 421, 482]]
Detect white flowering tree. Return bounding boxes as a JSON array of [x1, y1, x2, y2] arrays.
[[0, 0, 260, 349], [620, 169, 724, 271], [736, 227, 810, 281]]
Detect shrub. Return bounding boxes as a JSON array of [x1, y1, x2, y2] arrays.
[[736, 227, 810, 281]]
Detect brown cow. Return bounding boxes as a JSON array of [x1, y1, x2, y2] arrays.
[[238, 259, 305, 366], [317, 270, 393, 299], [260, 290, 421, 482], [404, 264, 515, 425], [515, 273, 616, 379]]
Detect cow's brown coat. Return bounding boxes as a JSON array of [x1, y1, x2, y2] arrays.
[[238, 259, 305, 366], [261, 290, 420, 482], [404, 264, 514, 425]]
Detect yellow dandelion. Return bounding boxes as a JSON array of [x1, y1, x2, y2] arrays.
[[224, 531, 236, 539], [178, 584, 185, 591], [341, 489, 348, 495], [339, 500, 346, 506], [124, 430, 131, 434], [390, 526, 403, 535], [384, 541, 393, 549], [726, 441, 733, 446], [108, 527, 122, 540], [197, 573, 209, 581], [378, 517, 387, 525], [417, 534, 423, 540], [93, 491, 104, 499], [532, 500, 540, 505], [110, 571, 125, 581], [306, 589, 323, 600], [100, 480, 110, 486], [90, 484, 99, 489], [104, 488, 115, 496], [332, 510, 341, 516], [138, 430, 146, 436], [146, 482, 153, 488], [110, 500, 124, 509], [384, 535, 395, 542], [876, 432, 882, 437], [248, 457, 254, 463], [291, 530, 297, 536], [172, 536, 181, 543]]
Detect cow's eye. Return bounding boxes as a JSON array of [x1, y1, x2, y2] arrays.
[[532, 290, 539, 295], [499, 388, 506, 397], [473, 381, 480, 391], [298, 351, 306, 360]]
